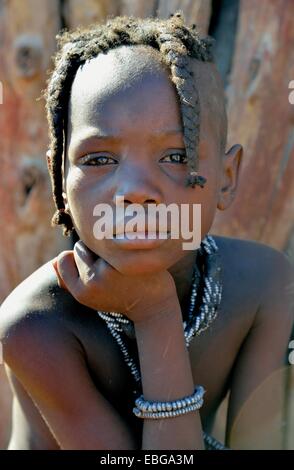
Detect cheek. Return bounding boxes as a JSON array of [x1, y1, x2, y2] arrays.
[[65, 168, 102, 235], [196, 168, 220, 236]]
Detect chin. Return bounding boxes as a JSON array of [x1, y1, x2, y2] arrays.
[[103, 251, 174, 276], [80, 238, 182, 276]]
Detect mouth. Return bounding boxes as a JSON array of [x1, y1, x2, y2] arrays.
[[113, 230, 170, 237], [112, 231, 171, 250]]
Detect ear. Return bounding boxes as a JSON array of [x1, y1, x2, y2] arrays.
[[217, 144, 243, 210]]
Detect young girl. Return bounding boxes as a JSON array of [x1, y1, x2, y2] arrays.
[[0, 12, 293, 450]]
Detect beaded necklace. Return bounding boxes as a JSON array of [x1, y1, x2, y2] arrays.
[[97, 234, 228, 450]]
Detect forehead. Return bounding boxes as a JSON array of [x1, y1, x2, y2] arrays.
[[68, 45, 223, 143]]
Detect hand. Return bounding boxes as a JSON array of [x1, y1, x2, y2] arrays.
[[54, 241, 179, 324]]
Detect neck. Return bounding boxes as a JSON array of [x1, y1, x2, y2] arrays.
[[168, 250, 198, 316]]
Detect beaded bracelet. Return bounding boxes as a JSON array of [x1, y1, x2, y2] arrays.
[[133, 385, 205, 420], [133, 400, 204, 419]]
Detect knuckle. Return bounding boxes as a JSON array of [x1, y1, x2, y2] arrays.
[[72, 283, 85, 303]]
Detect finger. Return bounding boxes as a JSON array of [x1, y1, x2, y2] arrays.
[[56, 250, 80, 292], [52, 257, 68, 290], [73, 241, 98, 280], [74, 241, 118, 285]]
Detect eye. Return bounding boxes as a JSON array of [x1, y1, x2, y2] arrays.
[[160, 152, 188, 164], [79, 153, 118, 166]]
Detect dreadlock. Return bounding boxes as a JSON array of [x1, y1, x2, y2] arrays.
[[44, 11, 214, 236]]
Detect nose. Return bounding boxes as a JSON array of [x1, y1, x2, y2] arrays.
[[112, 166, 164, 207]]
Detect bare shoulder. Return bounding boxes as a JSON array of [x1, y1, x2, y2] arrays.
[[214, 234, 293, 269], [214, 234, 293, 282], [0, 259, 93, 370], [1, 259, 68, 326], [213, 235, 294, 320], [0, 260, 51, 328]]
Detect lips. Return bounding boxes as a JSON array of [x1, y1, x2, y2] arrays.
[[113, 230, 170, 238], [111, 231, 171, 250]]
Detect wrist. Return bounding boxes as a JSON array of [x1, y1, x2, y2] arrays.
[[133, 295, 182, 328]]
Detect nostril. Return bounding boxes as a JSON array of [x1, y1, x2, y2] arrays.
[[113, 192, 162, 206]]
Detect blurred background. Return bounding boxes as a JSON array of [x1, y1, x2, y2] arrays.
[[0, 0, 293, 449]]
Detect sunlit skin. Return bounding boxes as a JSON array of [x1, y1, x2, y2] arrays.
[[0, 45, 292, 450]]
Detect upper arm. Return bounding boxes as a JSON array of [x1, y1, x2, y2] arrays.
[[226, 248, 294, 449], [0, 308, 137, 450]]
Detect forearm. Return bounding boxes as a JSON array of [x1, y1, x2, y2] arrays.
[[134, 300, 204, 450]]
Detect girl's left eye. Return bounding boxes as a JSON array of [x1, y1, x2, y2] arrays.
[[79, 154, 118, 166], [160, 152, 188, 164]]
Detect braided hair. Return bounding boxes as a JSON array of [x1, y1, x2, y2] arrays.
[[44, 11, 215, 236]]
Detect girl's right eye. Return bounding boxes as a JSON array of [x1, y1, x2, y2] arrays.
[[79, 153, 118, 166]]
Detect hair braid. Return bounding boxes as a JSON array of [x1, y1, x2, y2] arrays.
[[156, 27, 206, 188], [47, 54, 80, 235], [45, 11, 215, 235]]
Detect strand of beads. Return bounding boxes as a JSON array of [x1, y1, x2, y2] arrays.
[[184, 235, 222, 347]]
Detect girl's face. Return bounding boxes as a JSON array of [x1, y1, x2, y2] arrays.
[[63, 47, 223, 275]]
